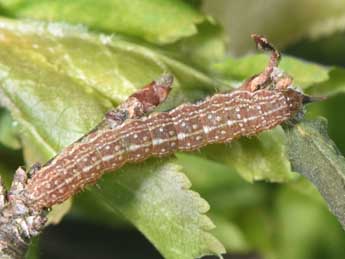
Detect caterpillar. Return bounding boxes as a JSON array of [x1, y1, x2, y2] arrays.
[[23, 35, 320, 210]]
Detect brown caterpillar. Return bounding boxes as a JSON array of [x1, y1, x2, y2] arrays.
[[23, 35, 321, 210]]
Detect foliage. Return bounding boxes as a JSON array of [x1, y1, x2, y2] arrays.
[[0, 1, 344, 259]]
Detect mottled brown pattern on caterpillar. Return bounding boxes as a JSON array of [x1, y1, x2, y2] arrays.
[[22, 34, 322, 211], [0, 74, 174, 259], [0, 35, 324, 259], [24, 87, 305, 210]]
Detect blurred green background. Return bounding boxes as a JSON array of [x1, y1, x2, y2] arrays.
[[0, 1, 345, 259]]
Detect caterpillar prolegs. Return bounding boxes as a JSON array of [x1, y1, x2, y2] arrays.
[[23, 35, 321, 210]]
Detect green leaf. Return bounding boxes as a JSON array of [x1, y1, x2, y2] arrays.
[[25, 237, 40, 259], [236, 206, 277, 259], [203, 0, 345, 54], [213, 54, 329, 89], [213, 53, 345, 99], [0, 17, 219, 155], [163, 21, 227, 71], [0, 158, 14, 188], [175, 153, 243, 192], [87, 160, 225, 259], [274, 185, 345, 259], [72, 189, 128, 228], [0, 108, 20, 149], [198, 127, 296, 183], [0, 0, 205, 44], [284, 177, 325, 205], [209, 214, 249, 252], [0, 18, 295, 184], [285, 118, 345, 229], [0, 139, 23, 188], [307, 67, 345, 96], [184, 0, 202, 8], [0, 18, 224, 257], [306, 94, 345, 154]]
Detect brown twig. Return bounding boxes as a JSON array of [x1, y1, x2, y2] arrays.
[[0, 74, 173, 259]]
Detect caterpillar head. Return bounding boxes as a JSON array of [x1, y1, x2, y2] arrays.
[[282, 88, 325, 117]]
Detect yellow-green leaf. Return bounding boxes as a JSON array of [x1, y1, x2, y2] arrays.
[[0, 0, 205, 44]]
